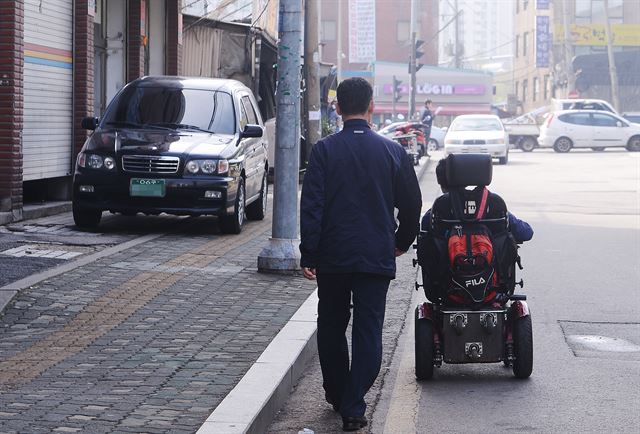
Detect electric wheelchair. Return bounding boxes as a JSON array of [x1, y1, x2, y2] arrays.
[[414, 153, 533, 380]]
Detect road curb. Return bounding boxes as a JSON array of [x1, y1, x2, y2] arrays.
[[195, 157, 435, 434], [0, 201, 72, 226], [197, 289, 319, 434]]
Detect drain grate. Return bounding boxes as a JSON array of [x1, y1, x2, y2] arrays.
[[0, 244, 86, 260], [560, 321, 640, 361]]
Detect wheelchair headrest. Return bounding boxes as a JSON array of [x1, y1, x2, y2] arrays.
[[445, 154, 493, 187]]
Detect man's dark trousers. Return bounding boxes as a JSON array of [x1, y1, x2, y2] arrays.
[[316, 272, 390, 418]]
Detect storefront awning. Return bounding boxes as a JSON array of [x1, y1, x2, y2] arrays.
[[373, 103, 492, 116]]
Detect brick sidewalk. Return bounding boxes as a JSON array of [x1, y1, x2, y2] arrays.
[[0, 213, 316, 433]]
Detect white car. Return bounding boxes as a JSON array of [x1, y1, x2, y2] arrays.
[[538, 110, 640, 152], [428, 126, 446, 151], [444, 114, 510, 164], [550, 98, 618, 114]]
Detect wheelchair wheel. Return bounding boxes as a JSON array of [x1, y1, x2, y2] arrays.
[[415, 306, 434, 380], [512, 315, 533, 379]]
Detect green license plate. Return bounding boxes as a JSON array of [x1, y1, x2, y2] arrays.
[[130, 178, 166, 197]]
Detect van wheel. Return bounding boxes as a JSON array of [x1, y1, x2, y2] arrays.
[[498, 151, 509, 165], [627, 135, 640, 152], [512, 315, 533, 379], [73, 206, 101, 229], [246, 175, 267, 221], [219, 178, 245, 234], [519, 137, 536, 152], [553, 137, 572, 153], [415, 307, 434, 381]]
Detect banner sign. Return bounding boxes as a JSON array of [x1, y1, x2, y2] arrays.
[[554, 23, 640, 46], [348, 0, 376, 64], [536, 16, 550, 68]]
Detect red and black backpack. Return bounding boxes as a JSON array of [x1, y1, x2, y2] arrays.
[[446, 187, 498, 305]]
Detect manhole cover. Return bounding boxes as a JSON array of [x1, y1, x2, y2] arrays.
[[0, 244, 87, 260], [560, 321, 640, 361]]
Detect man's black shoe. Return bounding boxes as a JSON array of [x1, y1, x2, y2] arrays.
[[325, 392, 340, 412], [342, 416, 367, 432]]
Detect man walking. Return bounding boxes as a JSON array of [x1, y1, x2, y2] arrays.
[[420, 99, 436, 154], [300, 77, 422, 431]]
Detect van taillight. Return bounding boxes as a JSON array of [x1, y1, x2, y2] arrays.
[[545, 113, 554, 127]]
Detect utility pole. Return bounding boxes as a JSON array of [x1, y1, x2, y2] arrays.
[[258, 0, 302, 273], [454, 0, 461, 69], [409, 0, 418, 119], [561, 0, 575, 97], [603, 0, 620, 111], [304, 0, 321, 161], [336, 0, 343, 84]]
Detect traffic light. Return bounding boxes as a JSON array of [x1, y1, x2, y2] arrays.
[[393, 76, 403, 103], [414, 39, 425, 73]]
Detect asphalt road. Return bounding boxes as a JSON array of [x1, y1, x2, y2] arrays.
[[373, 148, 640, 433]]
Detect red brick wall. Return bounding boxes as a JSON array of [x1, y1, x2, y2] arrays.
[[128, 0, 145, 81], [0, 0, 24, 213], [166, 0, 183, 76], [74, 0, 94, 157]]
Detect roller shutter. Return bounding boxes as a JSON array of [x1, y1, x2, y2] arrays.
[[23, 0, 74, 181]]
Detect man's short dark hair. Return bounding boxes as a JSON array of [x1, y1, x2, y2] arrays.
[[337, 77, 373, 115], [435, 158, 449, 191], [425, 99, 432, 105]]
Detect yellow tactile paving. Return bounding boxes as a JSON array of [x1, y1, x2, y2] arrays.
[[0, 215, 275, 389]]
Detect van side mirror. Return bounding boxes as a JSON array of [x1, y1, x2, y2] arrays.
[[241, 124, 263, 138], [81, 117, 99, 130]]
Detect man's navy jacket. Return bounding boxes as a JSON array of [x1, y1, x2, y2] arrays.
[[300, 119, 422, 278]]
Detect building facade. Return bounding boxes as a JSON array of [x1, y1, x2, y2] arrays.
[[0, 0, 183, 223], [319, 0, 440, 78], [372, 62, 494, 125], [513, 0, 640, 114]]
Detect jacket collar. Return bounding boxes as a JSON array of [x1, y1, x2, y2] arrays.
[[343, 119, 371, 129]]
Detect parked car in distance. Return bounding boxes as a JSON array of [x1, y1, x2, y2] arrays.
[[444, 114, 510, 164], [429, 126, 446, 151], [503, 106, 549, 152], [622, 112, 640, 125], [551, 98, 618, 114], [538, 110, 640, 153], [73, 76, 269, 234]]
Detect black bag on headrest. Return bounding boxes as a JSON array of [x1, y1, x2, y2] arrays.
[[446, 154, 493, 188]]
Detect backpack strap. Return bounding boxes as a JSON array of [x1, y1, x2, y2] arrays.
[[450, 189, 466, 221], [475, 187, 489, 220]]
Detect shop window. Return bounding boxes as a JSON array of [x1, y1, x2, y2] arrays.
[[321, 20, 336, 41]]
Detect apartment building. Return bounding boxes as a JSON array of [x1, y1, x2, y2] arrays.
[[319, 0, 440, 78], [513, 0, 640, 114]]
